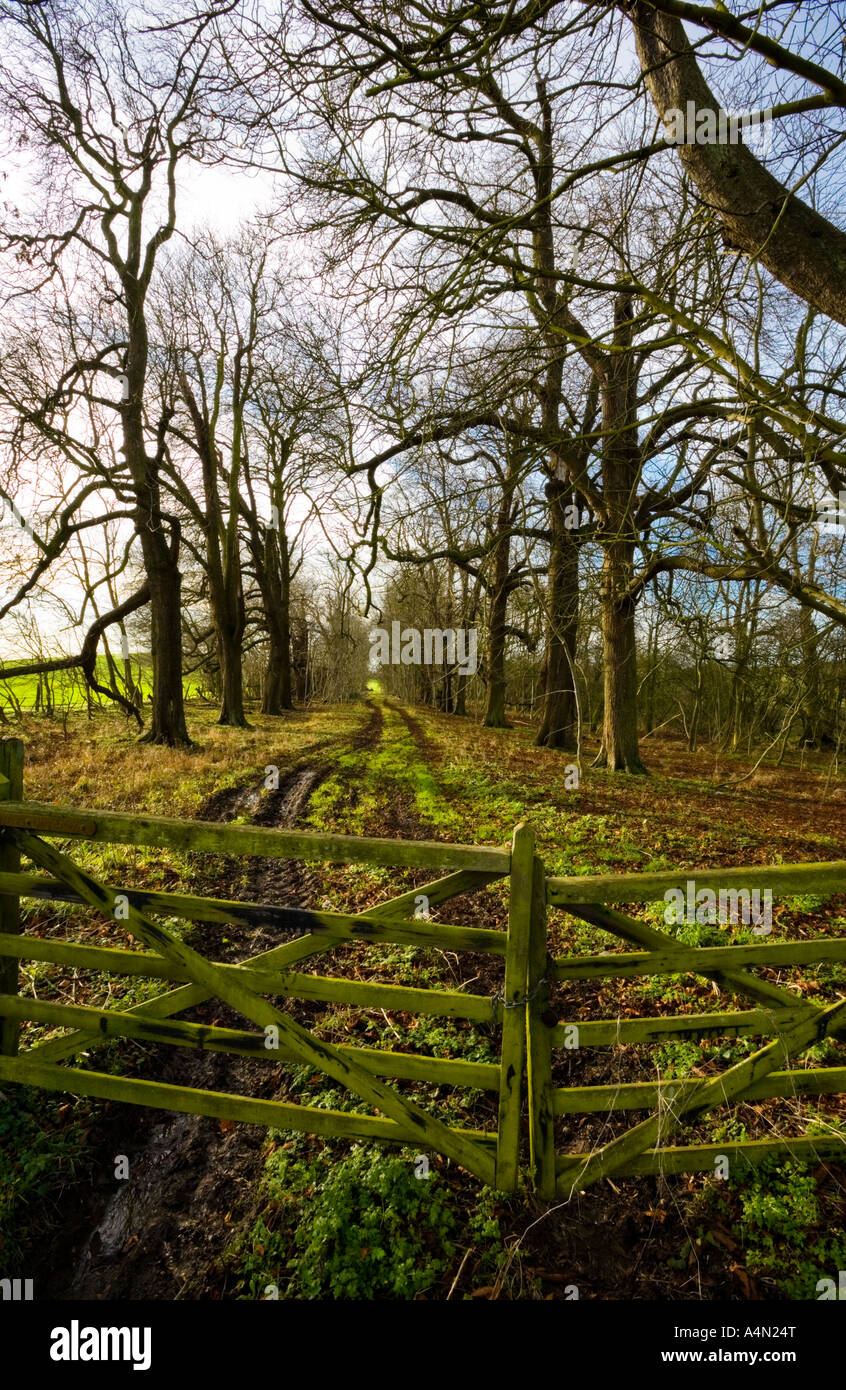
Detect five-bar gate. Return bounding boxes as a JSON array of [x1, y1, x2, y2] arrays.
[[0, 738, 844, 1196]]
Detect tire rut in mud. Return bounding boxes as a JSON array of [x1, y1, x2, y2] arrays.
[[51, 703, 384, 1300]]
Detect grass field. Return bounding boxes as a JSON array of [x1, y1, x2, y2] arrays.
[[0, 655, 208, 709]]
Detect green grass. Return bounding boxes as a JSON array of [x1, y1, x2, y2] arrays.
[[304, 696, 461, 838], [0, 1087, 90, 1271], [0, 654, 206, 709], [224, 1138, 509, 1300]]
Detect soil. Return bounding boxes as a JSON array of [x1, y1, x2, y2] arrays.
[[34, 703, 385, 1300], [24, 697, 846, 1301]]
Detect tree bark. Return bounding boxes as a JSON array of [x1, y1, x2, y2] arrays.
[[143, 551, 191, 744], [262, 616, 292, 714], [536, 480, 579, 751], [484, 584, 508, 727], [597, 537, 645, 771], [126, 283, 190, 746], [628, 2, 846, 327], [796, 552, 832, 747], [484, 548, 510, 728], [216, 605, 247, 727], [291, 617, 310, 703], [178, 372, 247, 729], [253, 521, 293, 716], [594, 293, 647, 773], [483, 452, 521, 728]]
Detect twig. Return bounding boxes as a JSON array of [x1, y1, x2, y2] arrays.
[[446, 1245, 474, 1300]]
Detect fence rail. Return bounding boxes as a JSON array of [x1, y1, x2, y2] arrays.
[[548, 860, 846, 904], [0, 799, 509, 872], [0, 736, 843, 1198], [531, 860, 846, 1198]]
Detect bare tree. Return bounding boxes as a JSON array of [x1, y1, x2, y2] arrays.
[[0, 0, 240, 743]]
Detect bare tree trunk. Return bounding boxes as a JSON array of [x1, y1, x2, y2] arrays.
[[597, 537, 645, 771], [795, 549, 832, 747], [254, 524, 293, 715], [688, 655, 704, 753], [143, 555, 189, 744], [484, 572, 509, 727], [644, 598, 660, 734], [137, 523, 190, 746], [291, 618, 309, 702], [217, 604, 247, 727], [593, 294, 646, 773], [454, 569, 479, 718], [536, 481, 578, 751], [484, 454, 520, 727], [178, 373, 247, 729], [262, 619, 292, 714], [130, 297, 190, 745]]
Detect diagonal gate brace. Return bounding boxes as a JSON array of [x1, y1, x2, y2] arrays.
[[558, 993, 846, 1197], [5, 828, 496, 1185], [561, 901, 811, 1013], [24, 869, 502, 1066]]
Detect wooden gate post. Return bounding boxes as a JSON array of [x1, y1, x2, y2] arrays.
[[526, 852, 556, 1199], [0, 738, 24, 1056], [495, 822, 534, 1192]]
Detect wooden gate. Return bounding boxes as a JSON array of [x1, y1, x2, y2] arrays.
[[0, 734, 845, 1197], [0, 741, 539, 1192], [526, 859, 846, 1199]]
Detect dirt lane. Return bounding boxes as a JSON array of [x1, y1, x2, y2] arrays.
[[38, 702, 384, 1299]]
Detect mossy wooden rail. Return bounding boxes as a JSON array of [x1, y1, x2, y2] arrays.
[[0, 736, 844, 1199], [0, 741, 523, 1190], [526, 861, 846, 1199]]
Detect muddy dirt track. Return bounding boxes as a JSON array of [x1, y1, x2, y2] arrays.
[[35, 703, 385, 1300]]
